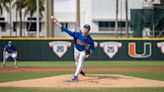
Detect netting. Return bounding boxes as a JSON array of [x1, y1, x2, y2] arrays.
[[131, 8, 164, 38]]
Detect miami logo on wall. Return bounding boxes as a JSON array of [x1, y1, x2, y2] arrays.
[[128, 42, 152, 58], [157, 42, 164, 54], [100, 42, 122, 59], [49, 41, 71, 58]]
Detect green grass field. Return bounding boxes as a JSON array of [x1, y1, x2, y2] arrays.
[[2, 61, 164, 67], [0, 61, 164, 92]]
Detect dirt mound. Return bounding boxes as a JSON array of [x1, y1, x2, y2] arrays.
[[0, 74, 164, 88]]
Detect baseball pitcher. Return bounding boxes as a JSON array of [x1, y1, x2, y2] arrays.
[[51, 16, 95, 81]]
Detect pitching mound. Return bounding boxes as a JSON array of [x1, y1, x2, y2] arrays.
[[0, 74, 164, 88]]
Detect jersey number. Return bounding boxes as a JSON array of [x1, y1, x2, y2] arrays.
[[108, 47, 114, 53], [57, 46, 64, 52]]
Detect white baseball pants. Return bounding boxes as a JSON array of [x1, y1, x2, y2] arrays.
[[3, 52, 17, 66], [74, 47, 86, 76]]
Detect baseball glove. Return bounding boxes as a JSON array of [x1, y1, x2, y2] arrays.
[[85, 49, 91, 55], [85, 45, 91, 55]]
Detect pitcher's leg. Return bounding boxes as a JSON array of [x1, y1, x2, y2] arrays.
[[74, 47, 80, 67], [74, 51, 86, 76], [74, 54, 79, 67]]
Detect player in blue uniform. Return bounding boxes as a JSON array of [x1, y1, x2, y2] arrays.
[[2, 41, 18, 68], [51, 16, 95, 81]]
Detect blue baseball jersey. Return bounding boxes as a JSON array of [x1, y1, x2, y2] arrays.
[[3, 45, 17, 53], [61, 26, 95, 52]]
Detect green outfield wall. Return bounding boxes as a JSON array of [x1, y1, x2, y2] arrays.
[[0, 38, 164, 61]]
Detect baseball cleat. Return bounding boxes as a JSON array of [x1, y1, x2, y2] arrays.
[[80, 71, 85, 76], [71, 76, 78, 82]]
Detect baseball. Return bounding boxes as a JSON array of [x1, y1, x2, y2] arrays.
[[51, 16, 54, 19]]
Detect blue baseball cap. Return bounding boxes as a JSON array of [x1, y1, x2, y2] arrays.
[[83, 24, 91, 30]]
